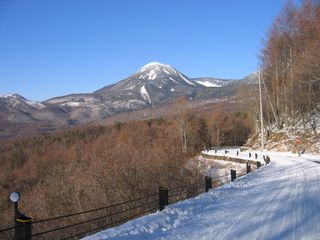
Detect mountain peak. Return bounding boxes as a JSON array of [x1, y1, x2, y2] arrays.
[[139, 61, 174, 72], [136, 62, 181, 81], [141, 62, 166, 69], [139, 61, 176, 70], [0, 93, 24, 99]]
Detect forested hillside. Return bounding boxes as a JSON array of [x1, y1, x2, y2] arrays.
[[260, 0, 320, 129], [241, 0, 320, 152], [0, 101, 252, 229]]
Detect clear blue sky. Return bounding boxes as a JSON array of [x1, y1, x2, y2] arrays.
[[0, 0, 287, 101]]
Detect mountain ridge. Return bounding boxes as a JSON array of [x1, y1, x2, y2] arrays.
[[0, 62, 257, 139]]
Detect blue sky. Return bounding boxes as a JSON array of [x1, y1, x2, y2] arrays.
[[0, 0, 287, 101]]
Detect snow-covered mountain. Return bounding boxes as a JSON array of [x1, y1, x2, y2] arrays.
[[0, 93, 45, 111], [0, 62, 257, 139], [95, 62, 203, 105], [0, 94, 45, 123]]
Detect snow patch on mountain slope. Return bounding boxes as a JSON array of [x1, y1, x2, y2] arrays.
[[178, 72, 196, 86], [140, 85, 151, 104], [169, 77, 178, 84], [163, 69, 170, 74], [26, 100, 46, 109], [146, 69, 157, 80], [196, 80, 221, 87], [61, 102, 81, 107]]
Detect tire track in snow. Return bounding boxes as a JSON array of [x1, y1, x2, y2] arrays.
[[220, 157, 305, 239]]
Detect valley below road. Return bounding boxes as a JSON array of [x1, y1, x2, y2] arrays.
[[84, 149, 320, 240]]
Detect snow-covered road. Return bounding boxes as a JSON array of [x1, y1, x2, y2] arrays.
[[83, 149, 320, 240]]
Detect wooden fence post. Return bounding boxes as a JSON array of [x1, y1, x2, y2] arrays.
[[266, 156, 271, 164], [159, 187, 168, 211], [257, 161, 261, 169], [246, 163, 251, 174], [205, 176, 212, 192], [230, 170, 236, 181]]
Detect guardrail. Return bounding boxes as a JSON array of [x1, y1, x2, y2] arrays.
[[201, 150, 271, 165]]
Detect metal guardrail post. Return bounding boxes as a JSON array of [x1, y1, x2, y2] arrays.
[[15, 216, 32, 240], [205, 176, 212, 192], [159, 187, 168, 211], [230, 170, 236, 181]]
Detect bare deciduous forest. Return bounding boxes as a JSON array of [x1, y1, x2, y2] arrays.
[[260, 0, 320, 129], [0, 102, 252, 229]]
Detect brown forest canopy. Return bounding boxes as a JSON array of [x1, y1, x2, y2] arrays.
[[0, 106, 252, 229], [260, 0, 320, 127]]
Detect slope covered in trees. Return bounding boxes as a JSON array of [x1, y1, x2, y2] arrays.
[[0, 101, 252, 230], [260, 0, 320, 129]]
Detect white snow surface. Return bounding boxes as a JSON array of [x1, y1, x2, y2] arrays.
[[196, 80, 221, 88], [139, 62, 174, 73], [146, 69, 157, 80], [138, 62, 172, 81], [61, 102, 81, 107], [169, 77, 178, 84], [26, 100, 46, 109], [140, 85, 151, 104], [83, 148, 320, 240], [140, 62, 164, 70], [178, 72, 196, 86], [137, 62, 196, 86]]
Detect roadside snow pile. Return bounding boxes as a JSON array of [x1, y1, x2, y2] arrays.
[[187, 154, 247, 180], [194, 155, 247, 177], [83, 149, 320, 240]]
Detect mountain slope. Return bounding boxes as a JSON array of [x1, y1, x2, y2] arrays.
[[95, 62, 203, 105], [0, 62, 257, 139], [0, 94, 45, 123]]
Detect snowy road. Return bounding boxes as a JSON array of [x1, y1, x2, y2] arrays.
[[83, 150, 320, 240]]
